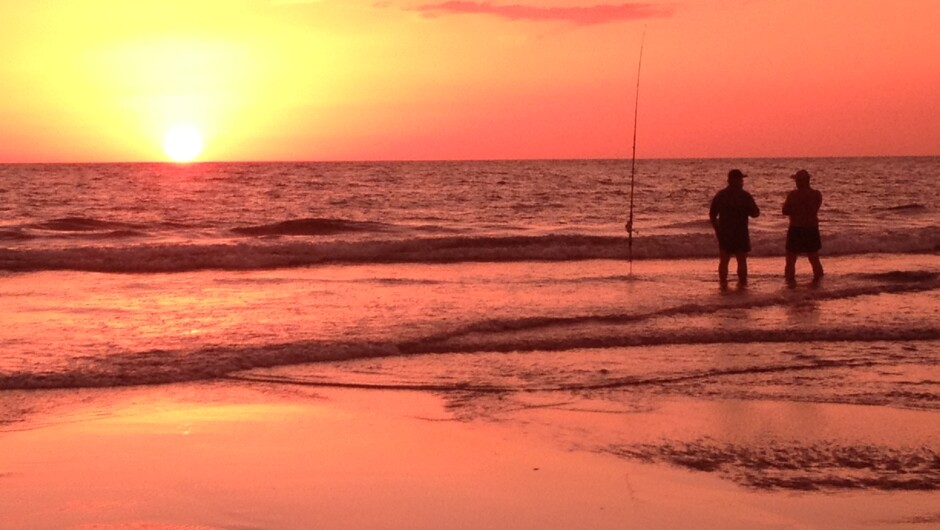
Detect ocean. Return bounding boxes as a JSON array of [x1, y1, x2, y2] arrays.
[[2, 157, 939, 491], [2, 158, 937, 271]]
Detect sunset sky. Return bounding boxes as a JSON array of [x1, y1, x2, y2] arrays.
[[1, 0, 937, 162]]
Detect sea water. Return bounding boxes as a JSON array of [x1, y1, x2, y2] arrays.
[[1, 157, 938, 490]]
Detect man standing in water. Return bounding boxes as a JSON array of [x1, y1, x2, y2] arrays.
[[709, 169, 761, 286], [783, 169, 824, 284]]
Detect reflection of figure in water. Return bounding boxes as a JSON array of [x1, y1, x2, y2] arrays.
[[709, 169, 761, 286], [783, 169, 824, 284]]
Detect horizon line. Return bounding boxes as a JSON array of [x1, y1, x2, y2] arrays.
[[1, 153, 937, 165]]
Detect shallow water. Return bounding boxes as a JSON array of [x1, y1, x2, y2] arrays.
[[1, 254, 937, 394]]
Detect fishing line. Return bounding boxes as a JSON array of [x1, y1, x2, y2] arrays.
[[625, 30, 645, 274]]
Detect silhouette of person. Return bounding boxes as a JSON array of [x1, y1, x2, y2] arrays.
[[783, 169, 824, 283], [709, 169, 760, 286]]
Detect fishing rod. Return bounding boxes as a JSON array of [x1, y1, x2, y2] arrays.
[[625, 30, 645, 274]]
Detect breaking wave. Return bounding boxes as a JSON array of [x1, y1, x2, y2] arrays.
[[231, 218, 395, 236], [876, 203, 928, 213], [2, 275, 937, 392], [3, 332, 938, 393], [2, 225, 939, 273], [28, 216, 142, 232], [0, 229, 35, 241]]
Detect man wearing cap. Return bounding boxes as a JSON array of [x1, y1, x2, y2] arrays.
[[783, 169, 824, 283], [709, 169, 761, 286]]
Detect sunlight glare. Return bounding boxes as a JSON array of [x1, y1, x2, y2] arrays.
[[163, 124, 204, 162]]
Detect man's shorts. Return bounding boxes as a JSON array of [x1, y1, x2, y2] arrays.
[[718, 231, 751, 254], [786, 226, 822, 254]]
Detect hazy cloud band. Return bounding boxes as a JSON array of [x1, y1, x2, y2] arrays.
[[412, 1, 675, 25]]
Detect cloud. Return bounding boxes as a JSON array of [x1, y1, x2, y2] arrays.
[[410, 1, 675, 25]]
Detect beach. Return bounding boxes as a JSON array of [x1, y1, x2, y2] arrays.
[[2, 378, 938, 529], [4, 0, 939, 524]]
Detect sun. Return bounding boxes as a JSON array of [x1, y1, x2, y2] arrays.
[[163, 124, 204, 163]]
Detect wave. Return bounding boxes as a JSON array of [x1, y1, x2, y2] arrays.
[[232, 217, 395, 236], [399, 275, 940, 354], [224, 358, 895, 394], [0, 341, 400, 391], [875, 203, 928, 212], [84, 229, 146, 239], [0, 234, 630, 273], [2, 277, 938, 392], [3, 330, 937, 393], [29, 216, 142, 232], [859, 271, 940, 282], [2, 226, 939, 273], [659, 219, 715, 230], [407, 325, 940, 357], [0, 229, 35, 241]]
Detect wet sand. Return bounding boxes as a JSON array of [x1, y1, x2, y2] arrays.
[[1, 380, 938, 529]]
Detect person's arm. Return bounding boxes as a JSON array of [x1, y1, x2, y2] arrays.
[[749, 194, 760, 218], [782, 192, 792, 216], [709, 196, 720, 232]]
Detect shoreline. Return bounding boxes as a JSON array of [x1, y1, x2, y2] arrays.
[[2, 251, 938, 528], [2, 380, 938, 529]]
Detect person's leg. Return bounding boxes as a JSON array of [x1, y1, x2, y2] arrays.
[[785, 253, 797, 283], [808, 252, 824, 280], [718, 251, 731, 284], [735, 252, 748, 284]]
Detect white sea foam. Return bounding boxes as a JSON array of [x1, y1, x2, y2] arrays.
[[1, 271, 937, 392], [2, 225, 938, 273], [3, 329, 938, 393]]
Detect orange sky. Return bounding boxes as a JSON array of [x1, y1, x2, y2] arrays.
[[1, 0, 937, 162]]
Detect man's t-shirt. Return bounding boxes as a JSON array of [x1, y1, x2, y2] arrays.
[[783, 188, 823, 228], [710, 187, 760, 253]]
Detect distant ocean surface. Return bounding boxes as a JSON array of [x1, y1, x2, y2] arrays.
[[1, 157, 937, 272]]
